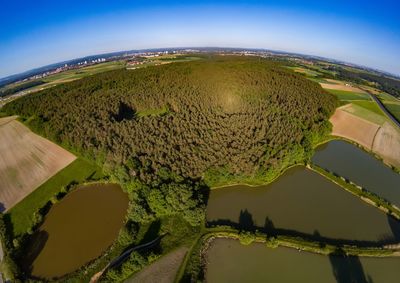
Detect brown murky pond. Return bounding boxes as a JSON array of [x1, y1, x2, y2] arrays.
[[207, 166, 400, 243], [312, 140, 400, 207], [206, 238, 400, 283], [25, 183, 128, 279]]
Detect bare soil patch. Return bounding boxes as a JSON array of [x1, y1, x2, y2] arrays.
[[127, 247, 188, 283], [330, 107, 380, 149], [320, 79, 366, 93], [0, 115, 18, 126], [372, 122, 400, 168], [0, 117, 76, 211]]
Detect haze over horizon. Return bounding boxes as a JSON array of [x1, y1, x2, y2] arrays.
[[1, 0, 399, 78]]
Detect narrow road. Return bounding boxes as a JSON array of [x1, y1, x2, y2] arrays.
[[90, 234, 164, 283], [364, 89, 400, 129]]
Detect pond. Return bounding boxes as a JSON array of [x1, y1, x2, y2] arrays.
[[205, 238, 400, 283], [206, 166, 400, 243], [312, 140, 400, 207], [24, 183, 129, 279]]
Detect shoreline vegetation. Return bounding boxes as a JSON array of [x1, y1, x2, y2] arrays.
[[308, 164, 400, 220], [1, 123, 399, 282], [209, 163, 302, 190]]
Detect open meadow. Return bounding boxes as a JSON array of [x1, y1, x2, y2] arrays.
[[319, 79, 367, 93], [324, 89, 370, 101], [285, 66, 321, 77], [376, 92, 400, 122], [0, 116, 76, 212]]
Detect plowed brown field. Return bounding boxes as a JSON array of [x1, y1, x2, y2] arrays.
[[0, 117, 76, 211], [330, 106, 400, 168]]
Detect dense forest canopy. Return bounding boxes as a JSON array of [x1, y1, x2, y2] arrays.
[[3, 56, 337, 185]]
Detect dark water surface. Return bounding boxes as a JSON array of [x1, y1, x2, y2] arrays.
[[26, 183, 128, 279], [207, 166, 400, 242], [312, 140, 400, 207], [206, 238, 400, 283]]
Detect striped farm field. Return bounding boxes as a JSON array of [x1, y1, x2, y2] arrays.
[[325, 89, 370, 101], [0, 116, 76, 212]]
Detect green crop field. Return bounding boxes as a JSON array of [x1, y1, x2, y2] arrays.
[[8, 158, 104, 236], [43, 61, 126, 83], [383, 102, 400, 122], [377, 92, 400, 103], [309, 77, 335, 84], [352, 100, 385, 116], [342, 101, 388, 126], [0, 61, 127, 100], [286, 66, 321, 77], [325, 89, 370, 101]]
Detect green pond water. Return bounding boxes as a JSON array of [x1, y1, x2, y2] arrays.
[[25, 183, 128, 279], [206, 166, 400, 243], [312, 140, 400, 207], [206, 238, 400, 283]]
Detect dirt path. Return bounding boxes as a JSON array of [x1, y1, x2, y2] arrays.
[[0, 116, 76, 211], [126, 247, 188, 283]]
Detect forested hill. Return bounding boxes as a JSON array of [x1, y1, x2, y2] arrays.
[[3, 56, 337, 185]]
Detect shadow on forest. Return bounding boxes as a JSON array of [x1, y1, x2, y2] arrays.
[[138, 219, 162, 254], [2, 213, 14, 237], [107, 220, 164, 272], [140, 219, 161, 244], [207, 210, 400, 247], [329, 249, 373, 283], [111, 101, 136, 122], [0, 202, 5, 213]]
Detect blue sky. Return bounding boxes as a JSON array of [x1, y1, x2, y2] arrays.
[[1, 0, 399, 78]]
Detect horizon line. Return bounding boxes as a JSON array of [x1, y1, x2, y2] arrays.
[[1, 46, 399, 82]]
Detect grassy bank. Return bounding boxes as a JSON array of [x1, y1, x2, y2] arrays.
[[308, 164, 400, 219], [7, 157, 103, 236], [209, 163, 302, 189]]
